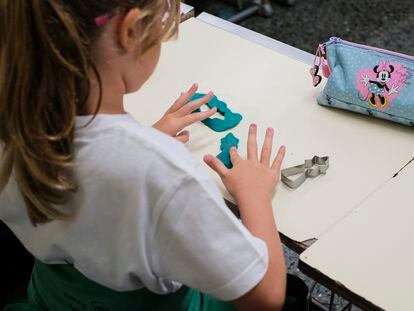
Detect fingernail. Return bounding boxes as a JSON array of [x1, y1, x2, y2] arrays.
[[267, 127, 274, 133], [204, 155, 212, 162], [231, 147, 237, 152], [251, 123, 257, 128]]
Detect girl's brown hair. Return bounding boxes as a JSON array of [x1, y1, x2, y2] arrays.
[[0, 0, 180, 226]]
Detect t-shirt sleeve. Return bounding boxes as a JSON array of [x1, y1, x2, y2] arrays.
[[151, 170, 268, 301]]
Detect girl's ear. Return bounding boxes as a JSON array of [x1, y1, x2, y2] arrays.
[[119, 7, 142, 52]]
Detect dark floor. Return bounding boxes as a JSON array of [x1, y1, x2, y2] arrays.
[[188, 0, 414, 56], [185, 1, 412, 309]]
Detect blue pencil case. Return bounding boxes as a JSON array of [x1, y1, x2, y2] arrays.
[[311, 37, 414, 126]]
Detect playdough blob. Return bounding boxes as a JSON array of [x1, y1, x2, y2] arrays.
[[189, 93, 242, 132], [216, 133, 239, 168]]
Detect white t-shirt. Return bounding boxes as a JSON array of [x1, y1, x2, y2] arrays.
[[0, 114, 268, 301]]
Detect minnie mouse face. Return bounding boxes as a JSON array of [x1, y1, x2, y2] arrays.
[[374, 65, 394, 84], [377, 70, 391, 83]]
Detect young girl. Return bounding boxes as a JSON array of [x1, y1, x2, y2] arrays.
[[0, 0, 288, 310]]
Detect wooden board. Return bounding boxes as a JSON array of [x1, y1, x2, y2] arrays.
[[125, 17, 414, 243]]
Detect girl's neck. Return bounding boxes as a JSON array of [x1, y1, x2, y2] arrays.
[[86, 64, 127, 115]]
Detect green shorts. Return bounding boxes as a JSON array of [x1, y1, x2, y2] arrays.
[[6, 260, 301, 311], [5, 260, 236, 311]]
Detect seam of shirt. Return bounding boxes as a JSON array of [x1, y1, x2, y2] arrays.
[[205, 248, 268, 300], [149, 174, 194, 276]]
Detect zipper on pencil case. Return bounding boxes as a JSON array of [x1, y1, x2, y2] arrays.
[[311, 37, 414, 85], [324, 37, 414, 62]]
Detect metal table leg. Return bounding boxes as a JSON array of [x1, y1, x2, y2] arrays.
[[228, 0, 274, 23]]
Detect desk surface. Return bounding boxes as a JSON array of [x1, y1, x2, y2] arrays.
[[124, 17, 414, 244], [299, 161, 414, 311], [197, 13, 314, 66]]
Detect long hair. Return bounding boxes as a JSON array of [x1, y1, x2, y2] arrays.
[[0, 0, 180, 226]]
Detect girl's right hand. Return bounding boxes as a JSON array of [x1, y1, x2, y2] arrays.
[[203, 124, 286, 203], [152, 83, 216, 143]]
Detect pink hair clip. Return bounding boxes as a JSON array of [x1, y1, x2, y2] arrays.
[[94, 13, 115, 27]]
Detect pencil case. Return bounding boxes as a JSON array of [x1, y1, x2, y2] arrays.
[[311, 37, 414, 126]]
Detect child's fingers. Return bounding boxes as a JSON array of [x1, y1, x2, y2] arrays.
[[271, 145, 286, 172], [203, 154, 228, 179], [185, 82, 199, 94], [166, 96, 184, 115], [247, 123, 258, 161], [229, 147, 242, 166], [168, 83, 198, 113], [179, 82, 199, 105], [181, 107, 217, 128], [174, 130, 190, 143], [178, 91, 214, 116], [260, 127, 274, 166]]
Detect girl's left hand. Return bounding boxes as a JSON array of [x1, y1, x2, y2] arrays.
[[152, 83, 217, 143]]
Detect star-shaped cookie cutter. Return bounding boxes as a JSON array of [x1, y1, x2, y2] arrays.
[[281, 156, 329, 189]]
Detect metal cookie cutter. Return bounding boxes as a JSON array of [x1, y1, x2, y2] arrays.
[[281, 156, 329, 189]]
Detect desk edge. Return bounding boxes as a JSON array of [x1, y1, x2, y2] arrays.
[[196, 12, 314, 66], [298, 260, 384, 311]]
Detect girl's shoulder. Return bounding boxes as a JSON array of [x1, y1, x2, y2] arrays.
[[74, 113, 203, 182]]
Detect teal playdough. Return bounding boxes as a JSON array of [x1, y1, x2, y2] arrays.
[[217, 133, 239, 169], [189, 93, 242, 132]]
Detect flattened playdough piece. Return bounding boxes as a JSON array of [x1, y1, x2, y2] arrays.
[[190, 93, 242, 132], [217, 133, 239, 168]]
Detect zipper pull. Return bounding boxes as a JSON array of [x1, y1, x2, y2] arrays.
[[320, 45, 331, 78], [321, 58, 330, 78], [310, 45, 323, 87]]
